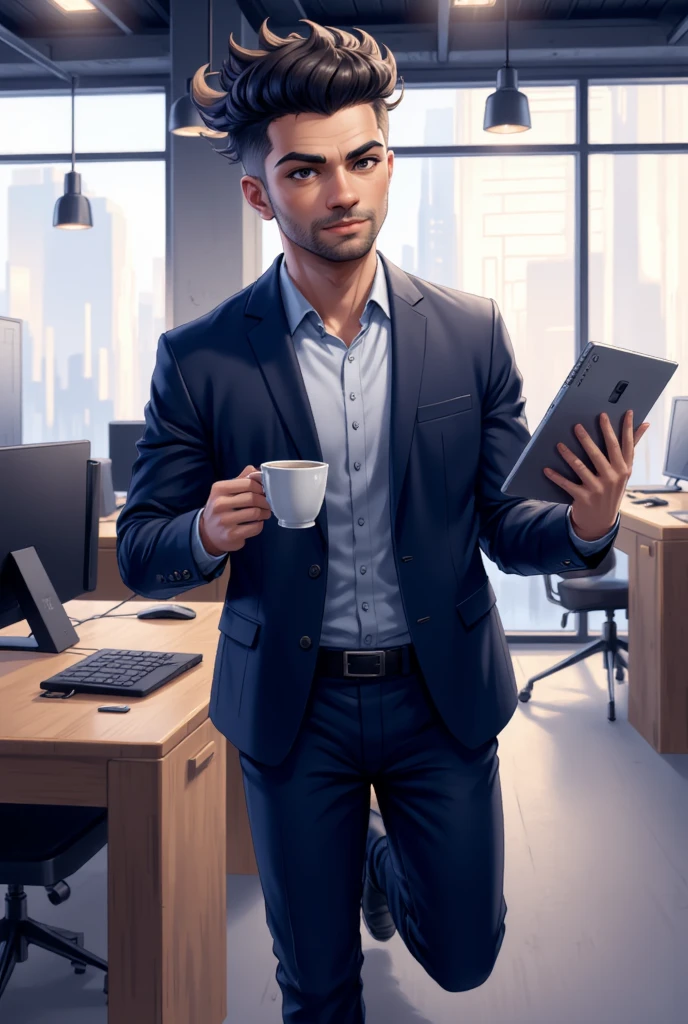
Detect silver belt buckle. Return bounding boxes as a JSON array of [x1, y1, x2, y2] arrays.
[[343, 650, 386, 678]]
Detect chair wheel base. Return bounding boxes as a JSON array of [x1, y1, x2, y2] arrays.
[[518, 689, 531, 703], [608, 701, 616, 722]]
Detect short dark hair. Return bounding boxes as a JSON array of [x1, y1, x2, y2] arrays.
[[190, 18, 404, 179]]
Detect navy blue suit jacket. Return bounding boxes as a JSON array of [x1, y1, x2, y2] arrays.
[[116, 253, 614, 765]]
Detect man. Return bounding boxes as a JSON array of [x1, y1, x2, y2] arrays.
[[117, 19, 649, 1024]]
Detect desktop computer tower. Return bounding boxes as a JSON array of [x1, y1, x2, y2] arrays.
[[108, 420, 145, 493], [0, 317, 22, 447]]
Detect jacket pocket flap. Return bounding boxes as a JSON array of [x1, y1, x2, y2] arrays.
[[218, 605, 261, 648], [456, 579, 496, 628], [417, 394, 472, 423]]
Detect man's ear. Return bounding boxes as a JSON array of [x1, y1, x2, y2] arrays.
[[241, 175, 274, 221]]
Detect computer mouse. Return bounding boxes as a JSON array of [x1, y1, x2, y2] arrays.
[[136, 604, 197, 620], [644, 498, 669, 507]]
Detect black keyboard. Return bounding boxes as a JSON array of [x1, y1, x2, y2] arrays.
[[40, 649, 203, 698]]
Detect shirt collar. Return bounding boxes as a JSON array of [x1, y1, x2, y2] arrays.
[[278, 251, 391, 336]]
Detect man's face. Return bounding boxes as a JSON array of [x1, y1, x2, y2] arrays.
[[245, 102, 394, 263]]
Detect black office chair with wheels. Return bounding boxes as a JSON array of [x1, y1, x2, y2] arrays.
[[0, 804, 108, 1003], [518, 548, 628, 722]]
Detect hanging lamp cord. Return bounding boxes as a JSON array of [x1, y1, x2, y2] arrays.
[[505, 0, 510, 68], [71, 75, 76, 173], [208, 0, 212, 70]]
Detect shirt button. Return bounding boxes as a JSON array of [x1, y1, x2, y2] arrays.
[[358, 517, 365, 526], [349, 392, 356, 400], [352, 421, 359, 429], [299, 636, 312, 649], [362, 602, 369, 611], [354, 462, 361, 470], [308, 564, 321, 578], [360, 566, 366, 574], [364, 635, 372, 645]]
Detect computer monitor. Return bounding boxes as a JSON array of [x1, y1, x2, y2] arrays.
[[109, 420, 145, 492], [0, 316, 22, 446], [0, 441, 100, 653], [663, 397, 688, 486]]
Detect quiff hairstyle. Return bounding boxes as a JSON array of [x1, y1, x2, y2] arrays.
[[190, 18, 404, 180]]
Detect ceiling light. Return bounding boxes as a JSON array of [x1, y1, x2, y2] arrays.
[[453, 0, 497, 6], [54, 76, 93, 230], [169, 0, 228, 139], [483, 0, 531, 134], [50, 0, 97, 12]]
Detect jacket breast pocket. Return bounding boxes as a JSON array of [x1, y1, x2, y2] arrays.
[[417, 394, 473, 423]]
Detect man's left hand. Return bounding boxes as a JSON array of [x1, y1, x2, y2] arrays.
[[544, 410, 651, 542]]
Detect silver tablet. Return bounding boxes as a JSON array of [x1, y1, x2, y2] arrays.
[[501, 342, 678, 503]]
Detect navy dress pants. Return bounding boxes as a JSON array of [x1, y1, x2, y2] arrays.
[[238, 653, 507, 1023]]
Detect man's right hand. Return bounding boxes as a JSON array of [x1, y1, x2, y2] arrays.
[[198, 465, 272, 555]]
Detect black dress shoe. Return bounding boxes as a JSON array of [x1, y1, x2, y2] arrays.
[[361, 808, 396, 942]]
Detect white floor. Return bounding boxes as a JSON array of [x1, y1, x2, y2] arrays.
[[2, 646, 688, 1023]]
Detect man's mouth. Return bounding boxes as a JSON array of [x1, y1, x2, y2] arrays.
[[323, 219, 367, 233]]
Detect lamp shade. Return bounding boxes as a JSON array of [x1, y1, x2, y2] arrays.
[[53, 170, 92, 230], [483, 66, 531, 134], [168, 91, 208, 136], [169, 76, 227, 137]]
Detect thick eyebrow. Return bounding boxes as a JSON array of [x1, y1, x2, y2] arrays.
[[273, 139, 384, 170]]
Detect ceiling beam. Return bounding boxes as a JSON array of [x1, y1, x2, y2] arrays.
[[0, 20, 73, 83], [668, 14, 688, 45], [86, 0, 137, 35], [437, 0, 450, 63], [267, 18, 685, 66], [0, 31, 169, 78]]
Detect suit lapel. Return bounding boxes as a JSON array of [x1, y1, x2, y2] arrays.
[[378, 253, 427, 526], [244, 252, 427, 548]]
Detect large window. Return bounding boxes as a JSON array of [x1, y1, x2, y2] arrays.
[[0, 91, 167, 461], [261, 79, 688, 636]]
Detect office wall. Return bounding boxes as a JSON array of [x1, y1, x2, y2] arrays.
[[169, 0, 262, 329]]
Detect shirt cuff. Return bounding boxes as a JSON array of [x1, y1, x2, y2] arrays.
[[191, 507, 228, 574], [566, 506, 620, 554]]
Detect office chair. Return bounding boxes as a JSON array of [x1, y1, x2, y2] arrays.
[[0, 804, 108, 1003], [518, 548, 628, 722]]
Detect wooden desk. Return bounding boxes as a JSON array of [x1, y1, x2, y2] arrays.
[[617, 491, 688, 753], [0, 600, 257, 1023], [88, 508, 232, 602]]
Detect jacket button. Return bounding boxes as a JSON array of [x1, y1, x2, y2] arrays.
[[173, 570, 182, 580], [182, 569, 191, 579], [308, 564, 321, 578], [156, 574, 165, 583], [299, 636, 312, 649], [562, 560, 571, 566], [167, 574, 176, 583]]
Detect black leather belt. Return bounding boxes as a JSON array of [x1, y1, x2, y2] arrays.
[[315, 644, 416, 679]]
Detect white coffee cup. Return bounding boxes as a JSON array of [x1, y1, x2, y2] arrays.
[[248, 461, 328, 529]]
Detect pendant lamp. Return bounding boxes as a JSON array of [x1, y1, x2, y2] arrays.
[[53, 75, 93, 230], [169, 0, 228, 138], [483, 0, 531, 134]]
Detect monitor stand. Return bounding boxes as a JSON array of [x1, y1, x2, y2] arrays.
[[0, 547, 79, 653], [627, 477, 683, 494]]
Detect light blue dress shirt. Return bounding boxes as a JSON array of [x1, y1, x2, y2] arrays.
[[191, 253, 618, 647]]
